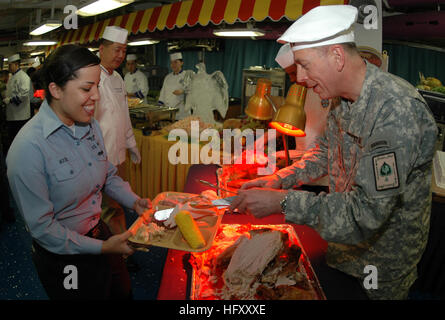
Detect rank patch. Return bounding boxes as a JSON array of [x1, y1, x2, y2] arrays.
[[372, 152, 399, 191], [369, 140, 389, 152]]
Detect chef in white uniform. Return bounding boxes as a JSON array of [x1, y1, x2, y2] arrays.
[[95, 26, 142, 235], [2, 53, 32, 152], [124, 54, 149, 103], [158, 52, 190, 120]]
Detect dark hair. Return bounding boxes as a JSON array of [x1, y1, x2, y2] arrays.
[[41, 44, 100, 103], [26, 67, 36, 77], [31, 69, 44, 90]]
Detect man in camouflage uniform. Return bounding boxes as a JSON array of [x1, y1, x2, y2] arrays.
[[229, 5, 438, 300]]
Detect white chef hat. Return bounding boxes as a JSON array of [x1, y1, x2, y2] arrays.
[[170, 52, 183, 61], [275, 43, 298, 82], [126, 54, 137, 61], [275, 43, 294, 69], [102, 26, 128, 44], [8, 54, 20, 63], [31, 57, 41, 68], [277, 5, 358, 51]]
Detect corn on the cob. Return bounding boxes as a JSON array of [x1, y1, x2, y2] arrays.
[[175, 210, 206, 249]]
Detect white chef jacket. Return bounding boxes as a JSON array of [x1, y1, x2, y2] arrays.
[[95, 65, 137, 166], [124, 69, 149, 103], [5, 69, 32, 121], [159, 70, 190, 120]]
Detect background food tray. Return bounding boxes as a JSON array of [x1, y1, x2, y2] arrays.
[[128, 192, 224, 253], [190, 224, 326, 300]]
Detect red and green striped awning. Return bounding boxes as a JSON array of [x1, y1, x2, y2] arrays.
[[51, 0, 347, 49]]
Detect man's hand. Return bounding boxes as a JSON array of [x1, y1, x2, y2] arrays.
[[173, 89, 184, 95], [101, 230, 135, 256], [129, 146, 141, 164], [133, 198, 152, 216], [229, 188, 288, 219], [240, 174, 282, 190]]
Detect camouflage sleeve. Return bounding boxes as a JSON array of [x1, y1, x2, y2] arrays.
[[283, 97, 436, 244], [275, 134, 329, 189]]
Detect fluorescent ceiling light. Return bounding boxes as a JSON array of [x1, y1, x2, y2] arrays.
[[23, 40, 57, 46], [30, 51, 45, 56], [77, 0, 135, 17], [213, 29, 265, 37], [30, 20, 62, 36], [128, 39, 159, 46]]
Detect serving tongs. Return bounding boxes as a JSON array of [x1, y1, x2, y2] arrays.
[[196, 179, 238, 195], [195, 179, 239, 208]]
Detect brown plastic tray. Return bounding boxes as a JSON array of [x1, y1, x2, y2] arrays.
[[128, 192, 225, 252]]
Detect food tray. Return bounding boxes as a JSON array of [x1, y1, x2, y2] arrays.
[[189, 224, 326, 300], [128, 192, 225, 252], [129, 105, 178, 127], [127, 97, 142, 108]]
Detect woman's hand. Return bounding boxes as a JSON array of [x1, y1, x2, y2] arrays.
[[133, 198, 152, 216], [101, 230, 135, 256]]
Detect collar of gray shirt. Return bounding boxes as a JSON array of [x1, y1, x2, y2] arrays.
[[40, 100, 91, 140]]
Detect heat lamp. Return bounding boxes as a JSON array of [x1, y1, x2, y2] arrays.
[[245, 79, 307, 167], [269, 83, 308, 166]]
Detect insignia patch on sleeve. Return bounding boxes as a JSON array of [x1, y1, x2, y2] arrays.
[[369, 140, 389, 152], [372, 152, 399, 191]]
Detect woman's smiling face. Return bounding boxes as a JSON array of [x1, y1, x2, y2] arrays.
[[51, 64, 101, 126]]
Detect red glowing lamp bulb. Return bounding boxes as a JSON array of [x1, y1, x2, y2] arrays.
[[270, 84, 307, 137]]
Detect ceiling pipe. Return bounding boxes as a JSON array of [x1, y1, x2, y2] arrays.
[[383, 11, 445, 39], [0, 0, 72, 9], [36, 9, 41, 25], [51, 0, 55, 19], [386, 0, 445, 8]]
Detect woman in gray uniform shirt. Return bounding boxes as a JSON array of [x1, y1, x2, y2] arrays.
[[6, 45, 151, 299]]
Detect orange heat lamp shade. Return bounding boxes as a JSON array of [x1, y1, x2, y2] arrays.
[[269, 83, 307, 137], [245, 78, 274, 120]]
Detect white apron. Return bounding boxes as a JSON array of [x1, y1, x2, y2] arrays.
[[124, 69, 149, 104], [159, 71, 190, 120], [95, 66, 137, 166], [5, 69, 32, 121]]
